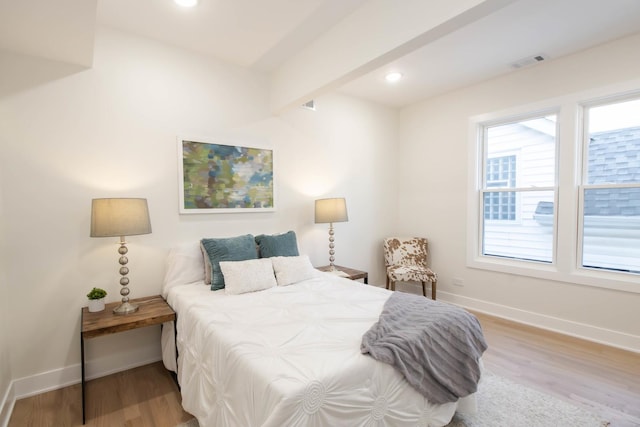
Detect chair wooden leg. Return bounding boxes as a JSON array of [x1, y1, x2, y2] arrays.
[[385, 275, 390, 290], [421, 281, 426, 297], [390, 281, 395, 291], [431, 280, 437, 300]]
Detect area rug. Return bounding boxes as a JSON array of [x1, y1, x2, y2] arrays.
[[445, 371, 608, 427], [176, 371, 608, 427]]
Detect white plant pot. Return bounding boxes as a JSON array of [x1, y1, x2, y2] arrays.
[[88, 298, 105, 312]]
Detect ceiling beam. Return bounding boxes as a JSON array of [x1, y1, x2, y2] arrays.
[[269, 0, 516, 113]]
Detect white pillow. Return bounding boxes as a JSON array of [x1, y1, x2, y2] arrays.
[[162, 242, 205, 298], [271, 255, 316, 286], [219, 258, 276, 295], [200, 242, 212, 285]]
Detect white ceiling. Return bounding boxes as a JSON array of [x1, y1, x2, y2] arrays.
[[97, 0, 369, 71], [3, 0, 640, 108], [339, 0, 640, 107]]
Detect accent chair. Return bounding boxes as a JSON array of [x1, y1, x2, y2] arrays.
[[383, 237, 437, 300]]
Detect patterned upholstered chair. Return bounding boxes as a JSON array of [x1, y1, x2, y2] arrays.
[[383, 237, 437, 300]]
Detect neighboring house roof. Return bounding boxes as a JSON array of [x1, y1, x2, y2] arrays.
[[534, 125, 640, 220], [586, 126, 640, 216]]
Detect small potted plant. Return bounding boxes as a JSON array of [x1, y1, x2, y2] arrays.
[[87, 287, 107, 312]]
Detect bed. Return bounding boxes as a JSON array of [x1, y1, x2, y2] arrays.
[[161, 240, 482, 427]]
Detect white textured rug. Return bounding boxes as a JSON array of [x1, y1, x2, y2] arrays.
[[446, 371, 608, 427], [176, 371, 608, 427]]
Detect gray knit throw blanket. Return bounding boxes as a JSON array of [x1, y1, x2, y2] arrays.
[[361, 292, 487, 404]]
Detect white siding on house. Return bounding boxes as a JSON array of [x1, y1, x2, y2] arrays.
[[582, 216, 640, 273], [483, 121, 556, 261]]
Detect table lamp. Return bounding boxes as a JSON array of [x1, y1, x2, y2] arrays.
[[90, 198, 152, 315], [314, 197, 348, 271]]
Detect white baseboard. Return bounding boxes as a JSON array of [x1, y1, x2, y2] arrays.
[[0, 381, 15, 427], [3, 322, 165, 423], [12, 355, 162, 400], [11, 326, 164, 401], [1, 355, 162, 426], [439, 291, 640, 353]]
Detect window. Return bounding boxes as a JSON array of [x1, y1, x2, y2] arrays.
[[484, 155, 516, 220], [480, 115, 556, 263], [469, 90, 640, 293], [581, 98, 640, 274]]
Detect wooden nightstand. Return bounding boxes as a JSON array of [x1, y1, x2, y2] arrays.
[[316, 265, 368, 284], [80, 295, 176, 424]]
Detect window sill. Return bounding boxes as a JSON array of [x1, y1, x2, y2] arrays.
[[467, 255, 640, 294]]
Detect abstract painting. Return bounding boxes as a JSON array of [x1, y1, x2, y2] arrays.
[[178, 138, 274, 213]]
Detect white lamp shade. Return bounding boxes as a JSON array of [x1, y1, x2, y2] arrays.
[[90, 198, 152, 238], [315, 198, 348, 224]]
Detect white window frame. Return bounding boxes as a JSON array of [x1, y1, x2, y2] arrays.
[[467, 84, 640, 294], [578, 94, 640, 275], [477, 110, 558, 265]]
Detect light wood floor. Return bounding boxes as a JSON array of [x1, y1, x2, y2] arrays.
[[8, 362, 192, 427], [473, 312, 640, 427], [8, 312, 640, 427]]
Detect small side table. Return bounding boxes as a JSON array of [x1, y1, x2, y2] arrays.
[[80, 295, 176, 424], [316, 265, 368, 284]]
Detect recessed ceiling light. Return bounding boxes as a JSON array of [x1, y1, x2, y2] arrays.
[[385, 72, 403, 83], [174, 0, 198, 7]]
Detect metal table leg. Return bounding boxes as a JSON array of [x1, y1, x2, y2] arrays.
[[81, 321, 86, 424]]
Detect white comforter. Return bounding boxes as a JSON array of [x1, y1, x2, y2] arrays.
[[162, 274, 476, 427]]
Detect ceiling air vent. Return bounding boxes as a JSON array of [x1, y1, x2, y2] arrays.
[[301, 100, 316, 111], [510, 54, 547, 69]]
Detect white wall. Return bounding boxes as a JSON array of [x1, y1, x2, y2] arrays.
[[397, 33, 640, 350], [0, 26, 398, 396], [0, 171, 13, 425], [243, 94, 398, 281]]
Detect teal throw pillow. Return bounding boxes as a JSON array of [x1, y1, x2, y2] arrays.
[[201, 234, 258, 290], [255, 231, 299, 258]]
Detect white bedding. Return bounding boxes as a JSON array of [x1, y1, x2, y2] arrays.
[[161, 273, 477, 427]]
